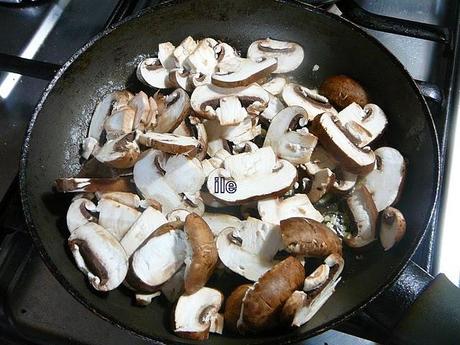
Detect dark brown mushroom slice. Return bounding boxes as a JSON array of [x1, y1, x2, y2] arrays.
[[319, 75, 369, 109], [54, 177, 135, 193]]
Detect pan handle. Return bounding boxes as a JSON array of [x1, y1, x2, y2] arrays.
[[0, 53, 59, 81], [364, 260, 460, 344]]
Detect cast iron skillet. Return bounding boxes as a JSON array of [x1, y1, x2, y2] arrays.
[[19, 0, 442, 343]]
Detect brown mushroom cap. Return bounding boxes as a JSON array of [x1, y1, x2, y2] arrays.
[[239, 256, 305, 333], [183, 213, 218, 294], [280, 217, 342, 257], [224, 284, 252, 334], [319, 75, 369, 109]]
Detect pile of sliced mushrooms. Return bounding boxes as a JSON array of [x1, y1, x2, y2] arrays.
[[56, 36, 407, 339]]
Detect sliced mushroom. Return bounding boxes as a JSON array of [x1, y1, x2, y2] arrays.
[[207, 149, 297, 204], [215, 96, 248, 126], [97, 198, 141, 240], [282, 83, 337, 120], [127, 222, 188, 292], [212, 57, 277, 88], [169, 68, 194, 92], [224, 146, 276, 180], [280, 217, 342, 257], [104, 106, 135, 141], [307, 168, 335, 203], [337, 102, 387, 147], [344, 185, 378, 248], [95, 191, 141, 209], [55, 177, 134, 193], [94, 132, 140, 169], [120, 206, 168, 256], [158, 41, 177, 70], [264, 106, 318, 165], [303, 264, 330, 292], [202, 212, 242, 237], [220, 116, 261, 144], [174, 287, 224, 340], [238, 256, 304, 333], [81, 137, 99, 160], [66, 197, 97, 232], [332, 168, 357, 193], [215, 42, 241, 73], [138, 132, 200, 155], [224, 284, 252, 334], [183, 38, 218, 76], [379, 206, 406, 251], [173, 36, 198, 68], [362, 147, 406, 211], [87, 91, 132, 143], [154, 88, 191, 133], [310, 112, 375, 175], [261, 77, 287, 96], [183, 213, 218, 294], [258, 194, 323, 225], [167, 209, 191, 222], [163, 154, 205, 195], [216, 217, 283, 281], [161, 265, 185, 303], [319, 75, 369, 109], [191, 83, 269, 120], [128, 91, 151, 130], [281, 253, 344, 327], [260, 93, 285, 122], [247, 38, 304, 73], [135, 291, 161, 306], [137, 57, 173, 89], [68, 222, 128, 291]]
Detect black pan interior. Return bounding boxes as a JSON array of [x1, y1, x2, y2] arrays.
[[20, 0, 439, 344]]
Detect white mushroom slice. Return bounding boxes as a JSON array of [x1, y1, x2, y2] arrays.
[[138, 132, 200, 155], [87, 91, 132, 142], [303, 264, 330, 292], [174, 287, 223, 340], [247, 38, 304, 73], [129, 91, 151, 130], [308, 168, 335, 203], [167, 209, 191, 222], [282, 83, 337, 120], [232, 141, 259, 155], [128, 228, 188, 292], [332, 169, 357, 193], [264, 106, 318, 165], [163, 155, 205, 195], [193, 120, 208, 161], [183, 38, 218, 76], [173, 120, 193, 137], [158, 42, 177, 70], [344, 185, 378, 248], [304, 145, 338, 175], [262, 77, 287, 95], [191, 83, 269, 119], [215, 96, 248, 126], [310, 112, 375, 175], [379, 206, 406, 251], [337, 103, 388, 147], [97, 198, 141, 240], [203, 120, 229, 156], [94, 132, 140, 169], [68, 222, 128, 291], [209, 313, 224, 334], [145, 96, 159, 130], [81, 137, 99, 160], [133, 150, 190, 213], [207, 158, 296, 204], [216, 219, 282, 281], [169, 69, 194, 92], [137, 57, 173, 89], [202, 212, 242, 237], [66, 197, 97, 232], [154, 88, 190, 133], [104, 106, 135, 140], [135, 291, 161, 306], [173, 36, 198, 68], [96, 191, 141, 209], [221, 117, 261, 145], [258, 194, 323, 225], [161, 265, 185, 303], [120, 206, 168, 256], [215, 42, 241, 73], [282, 254, 344, 327], [224, 146, 276, 180], [260, 93, 285, 122], [212, 57, 277, 88], [362, 147, 406, 211]]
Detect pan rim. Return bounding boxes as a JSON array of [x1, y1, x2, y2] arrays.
[[19, 0, 441, 343]]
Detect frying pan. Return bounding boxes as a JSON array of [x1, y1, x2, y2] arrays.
[[17, 0, 460, 344]]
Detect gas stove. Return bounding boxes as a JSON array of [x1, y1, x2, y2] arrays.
[[0, 1, 459, 344]]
